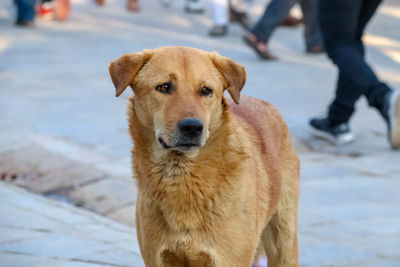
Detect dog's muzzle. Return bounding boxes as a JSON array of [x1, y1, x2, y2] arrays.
[[158, 118, 204, 151]]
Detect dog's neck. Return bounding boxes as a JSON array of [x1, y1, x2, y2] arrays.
[[128, 98, 248, 231]]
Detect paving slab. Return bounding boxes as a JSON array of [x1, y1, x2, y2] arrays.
[[0, 142, 137, 226], [0, 182, 144, 267]]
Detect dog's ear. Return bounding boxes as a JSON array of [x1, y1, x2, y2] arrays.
[[109, 50, 152, 97], [210, 52, 246, 104]]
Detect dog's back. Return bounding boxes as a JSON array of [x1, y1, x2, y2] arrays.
[[230, 95, 300, 265]]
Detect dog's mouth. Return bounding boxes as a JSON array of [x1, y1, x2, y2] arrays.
[[158, 137, 199, 151]]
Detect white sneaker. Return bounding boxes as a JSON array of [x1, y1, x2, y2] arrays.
[[184, 0, 204, 13], [309, 117, 355, 145], [388, 90, 400, 150]]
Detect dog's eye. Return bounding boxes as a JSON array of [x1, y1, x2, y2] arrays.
[[200, 87, 213, 96], [156, 83, 172, 94]]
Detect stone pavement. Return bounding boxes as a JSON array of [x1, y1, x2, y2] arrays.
[[0, 0, 400, 266], [0, 181, 144, 267]]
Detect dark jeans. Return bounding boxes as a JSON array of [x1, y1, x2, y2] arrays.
[[251, 0, 323, 49], [16, 0, 36, 22], [319, 0, 392, 124]]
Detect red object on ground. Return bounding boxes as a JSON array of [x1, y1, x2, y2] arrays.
[[127, 0, 140, 11], [280, 14, 302, 27], [55, 0, 70, 21], [36, 3, 54, 20]]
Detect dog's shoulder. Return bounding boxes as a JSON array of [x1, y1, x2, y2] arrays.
[[227, 95, 287, 155]]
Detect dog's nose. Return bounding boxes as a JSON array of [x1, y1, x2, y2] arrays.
[[178, 118, 203, 138]]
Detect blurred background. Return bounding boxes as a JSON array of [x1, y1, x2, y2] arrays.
[[0, 0, 399, 266]]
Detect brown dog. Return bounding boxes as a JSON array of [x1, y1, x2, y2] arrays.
[[109, 47, 300, 267]]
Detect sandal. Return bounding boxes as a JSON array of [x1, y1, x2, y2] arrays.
[[95, 0, 105, 5], [127, 0, 140, 11], [243, 34, 277, 60]]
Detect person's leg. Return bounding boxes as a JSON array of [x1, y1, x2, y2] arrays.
[[319, 0, 361, 124], [230, 0, 247, 13], [310, 0, 399, 146], [299, 0, 323, 51], [229, 0, 251, 29], [16, 0, 36, 24], [355, 0, 399, 149], [209, 0, 229, 36], [251, 0, 298, 43], [211, 0, 228, 26], [319, 0, 389, 124], [357, 0, 392, 111], [309, 0, 362, 144]]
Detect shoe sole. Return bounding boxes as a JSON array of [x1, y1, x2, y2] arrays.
[[184, 8, 204, 13], [390, 90, 400, 150], [184, 3, 204, 13], [209, 32, 227, 37], [310, 126, 355, 145]]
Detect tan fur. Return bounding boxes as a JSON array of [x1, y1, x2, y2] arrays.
[[109, 47, 300, 267]]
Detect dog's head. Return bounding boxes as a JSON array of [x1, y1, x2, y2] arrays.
[[109, 47, 246, 153]]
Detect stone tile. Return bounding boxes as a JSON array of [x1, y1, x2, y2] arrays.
[[75, 223, 136, 244], [338, 155, 400, 178], [345, 234, 400, 260], [0, 227, 45, 243], [0, 128, 31, 154], [106, 204, 136, 227], [0, 183, 144, 266], [349, 258, 400, 267], [0, 252, 115, 267], [113, 240, 142, 259], [300, 242, 374, 267], [0, 232, 113, 259], [0, 202, 61, 230], [70, 178, 137, 214], [79, 248, 144, 267], [0, 144, 106, 193], [300, 215, 400, 262]]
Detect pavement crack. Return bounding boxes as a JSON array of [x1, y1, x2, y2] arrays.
[[104, 201, 136, 215], [0, 250, 133, 267], [0, 224, 52, 233]]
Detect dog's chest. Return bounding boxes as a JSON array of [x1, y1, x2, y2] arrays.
[[147, 160, 224, 231], [159, 175, 220, 231]]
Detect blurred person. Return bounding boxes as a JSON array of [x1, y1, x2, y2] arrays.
[[210, 0, 302, 37], [309, 0, 400, 149], [209, 0, 252, 36], [36, 0, 70, 21], [95, 0, 139, 12], [243, 0, 323, 60], [15, 0, 36, 26], [36, 0, 53, 19]]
